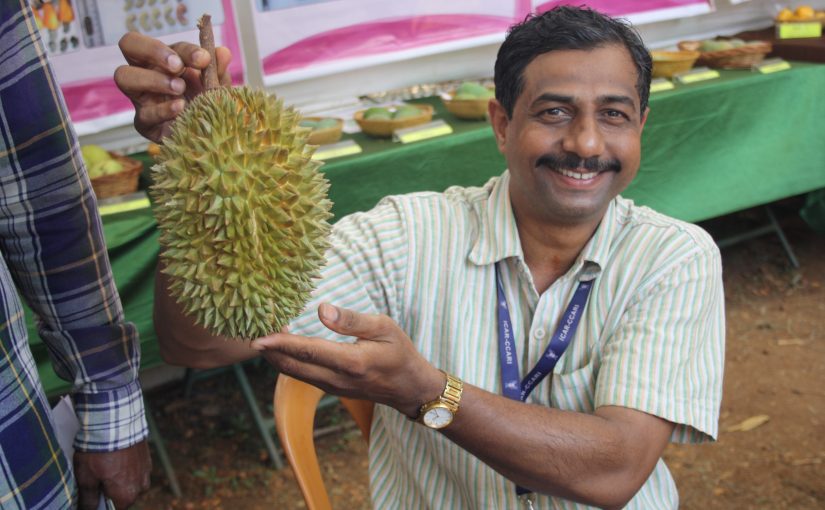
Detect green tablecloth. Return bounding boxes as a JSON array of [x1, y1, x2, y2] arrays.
[[30, 62, 825, 394]]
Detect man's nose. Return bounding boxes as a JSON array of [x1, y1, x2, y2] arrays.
[[561, 116, 605, 160]]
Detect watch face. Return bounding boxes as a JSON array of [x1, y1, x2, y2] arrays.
[[423, 406, 453, 429]]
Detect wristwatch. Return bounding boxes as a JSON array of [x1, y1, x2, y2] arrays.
[[415, 371, 463, 429]]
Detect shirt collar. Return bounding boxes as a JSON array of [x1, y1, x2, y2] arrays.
[[468, 170, 618, 280], [468, 171, 523, 266]]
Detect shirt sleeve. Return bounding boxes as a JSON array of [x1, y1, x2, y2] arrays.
[[290, 197, 410, 340], [0, 6, 147, 452], [595, 241, 725, 443]]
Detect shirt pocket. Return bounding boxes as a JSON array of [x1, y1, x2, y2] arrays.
[[549, 362, 596, 413]]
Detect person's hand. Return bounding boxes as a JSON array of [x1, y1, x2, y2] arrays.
[[252, 303, 445, 418], [114, 32, 232, 142], [74, 440, 152, 509]]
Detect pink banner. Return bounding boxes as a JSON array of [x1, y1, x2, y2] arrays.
[[263, 14, 515, 75]]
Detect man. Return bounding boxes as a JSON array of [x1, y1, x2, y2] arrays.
[[116, 6, 724, 508], [0, 3, 151, 509]]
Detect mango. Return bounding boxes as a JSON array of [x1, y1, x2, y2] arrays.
[[392, 105, 422, 120], [363, 107, 392, 120]]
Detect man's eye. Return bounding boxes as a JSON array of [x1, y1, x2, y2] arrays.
[[605, 110, 628, 119], [545, 108, 563, 115]]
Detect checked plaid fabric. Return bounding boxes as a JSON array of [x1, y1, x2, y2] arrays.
[[0, 3, 147, 508]]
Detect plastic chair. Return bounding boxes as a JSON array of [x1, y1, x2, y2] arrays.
[[273, 374, 374, 510]]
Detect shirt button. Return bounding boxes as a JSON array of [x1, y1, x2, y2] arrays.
[[533, 328, 546, 339]]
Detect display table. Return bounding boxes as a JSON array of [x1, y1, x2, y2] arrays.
[[30, 62, 825, 394]]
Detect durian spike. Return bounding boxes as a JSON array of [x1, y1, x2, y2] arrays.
[[197, 14, 220, 91]]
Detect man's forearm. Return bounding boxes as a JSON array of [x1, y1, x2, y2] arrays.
[[154, 268, 259, 368], [440, 383, 674, 509]]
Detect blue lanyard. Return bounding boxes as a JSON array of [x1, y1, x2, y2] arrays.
[[495, 262, 594, 498]]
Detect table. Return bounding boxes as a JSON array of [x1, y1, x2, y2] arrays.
[[30, 61, 825, 393], [735, 26, 825, 64]]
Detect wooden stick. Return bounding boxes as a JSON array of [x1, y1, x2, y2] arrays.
[[197, 14, 220, 91]]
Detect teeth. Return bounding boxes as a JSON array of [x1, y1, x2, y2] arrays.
[[557, 168, 598, 180]]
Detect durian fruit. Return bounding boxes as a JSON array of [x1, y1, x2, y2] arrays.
[[152, 86, 333, 340]]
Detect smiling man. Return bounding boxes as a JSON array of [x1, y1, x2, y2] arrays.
[[116, 6, 724, 509]]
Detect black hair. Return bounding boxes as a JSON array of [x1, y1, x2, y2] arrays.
[[494, 6, 652, 117]]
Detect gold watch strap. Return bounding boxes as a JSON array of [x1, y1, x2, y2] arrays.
[[413, 371, 463, 421], [440, 372, 463, 412]]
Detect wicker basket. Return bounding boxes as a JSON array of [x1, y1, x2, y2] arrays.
[[442, 89, 494, 120], [90, 154, 143, 200], [650, 50, 701, 78], [678, 40, 772, 69], [354, 104, 434, 138], [303, 117, 344, 145]]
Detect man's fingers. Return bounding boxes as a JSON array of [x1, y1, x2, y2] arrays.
[[102, 479, 142, 510], [318, 303, 395, 339], [263, 349, 358, 395], [76, 478, 102, 510], [168, 41, 211, 69], [119, 32, 185, 73], [135, 100, 184, 131], [253, 333, 359, 375], [114, 65, 186, 97], [216, 47, 233, 86]]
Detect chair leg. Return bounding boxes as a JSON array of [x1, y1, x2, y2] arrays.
[[145, 402, 183, 498], [232, 363, 284, 469]]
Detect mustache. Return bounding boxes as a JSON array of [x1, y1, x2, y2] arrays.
[[536, 153, 621, 173]]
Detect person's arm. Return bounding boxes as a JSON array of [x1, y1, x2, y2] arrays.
[[253, 304, 672, 509], [251, 243, 724, 508], [0, 6, 150, 508], [154, 267, 260, 368]]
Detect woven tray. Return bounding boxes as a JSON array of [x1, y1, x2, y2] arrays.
[[678, 40, 772, 69], [650, 50, 701, 78], [442, 88, 494, 120], [303, 117, 344, 146], [90, 154, 143, 199], [354, 104, 434, 138]]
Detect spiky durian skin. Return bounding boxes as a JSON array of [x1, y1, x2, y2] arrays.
[[151, 87, 333, 340]]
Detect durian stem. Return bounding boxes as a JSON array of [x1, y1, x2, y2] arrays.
[[197, 14, 220, 92]]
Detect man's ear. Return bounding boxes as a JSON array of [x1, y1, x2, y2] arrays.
[[488, 99, 509, 153], [639, 106, 650, 131]]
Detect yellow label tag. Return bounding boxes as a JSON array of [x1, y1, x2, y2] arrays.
[[777, 22, 822, 39], [394, 120, 453, 144], [650, 79, 675, 93], [757, 59, 792, 74], [312, 140, 362, 160], [98, 196, 151, 216], [676, 69, 720, 84]]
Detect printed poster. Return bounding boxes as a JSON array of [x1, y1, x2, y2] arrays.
[[33, 0, 244, 136]]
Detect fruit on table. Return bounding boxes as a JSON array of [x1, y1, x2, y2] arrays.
[[151, 86, 333, 340], [776, 5, 821, 21], [454, 81, 494, 100], [699, 38, 763, 52], [81, 145, 123, 179], [391, 105, 422, 120], [315, 118, 340, 129], [363, 107, 392, 120]]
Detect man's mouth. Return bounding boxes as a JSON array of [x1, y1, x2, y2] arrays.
[[555, 168, 600, 180], [535, 154, 622, 176]]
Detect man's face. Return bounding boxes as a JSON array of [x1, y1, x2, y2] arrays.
[[490, 44, 648, 227]]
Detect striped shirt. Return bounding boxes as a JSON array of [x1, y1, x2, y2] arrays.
[[293, 171, 725, 509], [0, 3, 147, 509]]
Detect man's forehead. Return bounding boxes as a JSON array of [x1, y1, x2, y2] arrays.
[[520, 45, 640, 104]]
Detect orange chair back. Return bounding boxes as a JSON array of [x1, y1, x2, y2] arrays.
[[273, 374, 374, 510]]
